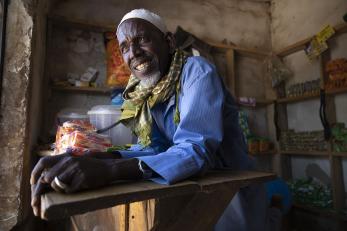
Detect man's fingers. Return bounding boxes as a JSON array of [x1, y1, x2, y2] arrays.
[[50, 164, 77, 193], [30, 154, 69, 185], [43, 156, 75, 183], [31, 175, 51, 216]]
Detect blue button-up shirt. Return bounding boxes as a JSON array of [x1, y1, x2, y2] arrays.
[[119, 56, 253, 184]]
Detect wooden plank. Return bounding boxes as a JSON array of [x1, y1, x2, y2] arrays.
[[276, 93, 320, 104], [332, 152, 347, 157], [51, 85, 115, 95], [280, 150, 330, 157], [330, 156, 346, 211], [225, 49, 236, 96], [326, 86, 347, 96], [207, 40, 270, 59], [249, 149, 277, 156], [238, 97, 275, 108], [277, 87, 347, 104], [194, 171, 275, 191], [276, 23, 347, 57], [166, 186, 237, 231], [275, 91, 292, 180], [41, 171, 275, 220], [41, 180, 198, 220], [151, 194, 196, 231]]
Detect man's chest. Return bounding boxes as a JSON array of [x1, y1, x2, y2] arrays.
[[151, 95, 177, 141]]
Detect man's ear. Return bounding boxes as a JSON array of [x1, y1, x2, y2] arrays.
[[165, 32, 176, 54]]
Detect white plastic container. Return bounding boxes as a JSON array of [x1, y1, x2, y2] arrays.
[[88, 105, 134, 145], [56, 108, 89, 125]]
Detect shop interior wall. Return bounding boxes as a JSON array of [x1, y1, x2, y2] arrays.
[[42, 0, 272, 143], [271, 0, 347, 198]]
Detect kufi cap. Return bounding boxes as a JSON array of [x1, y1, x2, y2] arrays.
[[117, 9, 168, 34]]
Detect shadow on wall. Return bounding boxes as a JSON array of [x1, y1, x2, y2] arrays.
[[305, 163, 330, 186]]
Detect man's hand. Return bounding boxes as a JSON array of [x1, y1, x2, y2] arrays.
[[30, 153, 141, 217]]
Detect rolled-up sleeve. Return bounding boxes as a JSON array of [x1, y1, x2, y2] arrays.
[[138, 57, 224, 184]]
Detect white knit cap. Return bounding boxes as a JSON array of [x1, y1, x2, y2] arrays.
[[117, 9, 168, 34]]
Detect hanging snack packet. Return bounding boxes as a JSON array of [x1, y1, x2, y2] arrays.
[[105, 32, 131, 87]]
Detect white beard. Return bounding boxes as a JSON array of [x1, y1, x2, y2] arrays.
[[139, 71, 161, 88]]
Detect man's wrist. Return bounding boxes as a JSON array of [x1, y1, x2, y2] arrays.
[[108, 158, 143, 181], [138, 159, 153, 179]]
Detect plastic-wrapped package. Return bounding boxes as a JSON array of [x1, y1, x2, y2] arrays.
[[54, 120, 112, 155], [104, 32, 131, 87]]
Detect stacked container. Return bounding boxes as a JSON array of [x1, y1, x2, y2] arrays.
[[88, 105, 134, 145]]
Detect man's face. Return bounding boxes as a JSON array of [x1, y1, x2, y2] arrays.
[[116, 19, 171, 83]]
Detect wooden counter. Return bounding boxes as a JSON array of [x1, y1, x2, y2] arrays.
[[41, 170, 275, 231]]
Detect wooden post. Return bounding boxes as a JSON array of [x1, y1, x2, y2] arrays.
[[225, 49, 236, 96]]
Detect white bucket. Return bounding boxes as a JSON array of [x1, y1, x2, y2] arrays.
[[87, 105, 134, 145]]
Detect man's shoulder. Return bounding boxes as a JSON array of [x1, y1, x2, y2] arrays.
[[183, 56, 216, 75]]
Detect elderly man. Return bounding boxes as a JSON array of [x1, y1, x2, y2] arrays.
[[31, 9, 267, 231]]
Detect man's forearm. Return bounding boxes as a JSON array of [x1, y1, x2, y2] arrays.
[[108, 158, 143, 181]]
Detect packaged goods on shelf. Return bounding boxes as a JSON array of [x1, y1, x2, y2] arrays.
[[285, 79, 320, 98], [280, 130, 328, 151], [288, 178, 333, 209], [325, 58, 347, 90], [331, 123, 347, 152], [54, 120, 112, 155]]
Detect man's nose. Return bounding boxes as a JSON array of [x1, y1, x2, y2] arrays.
[[129, 43, 142, 58]]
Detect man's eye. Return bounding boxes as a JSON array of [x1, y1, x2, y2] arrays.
[[120, 45, 129, 54], [139, 37, 149, 43]]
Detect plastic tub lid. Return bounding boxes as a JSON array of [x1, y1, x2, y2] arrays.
[[88, 105, 122, 115], [57, 108, 88, 119]]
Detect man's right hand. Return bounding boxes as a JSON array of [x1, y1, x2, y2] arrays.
[[30, 151, 122, 216]]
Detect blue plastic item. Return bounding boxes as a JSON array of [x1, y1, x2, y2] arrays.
[[265, 178, 292, 214], [111, 89, 125, 106]]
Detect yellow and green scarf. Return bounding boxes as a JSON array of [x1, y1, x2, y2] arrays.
[[120, 50, 188, 146]]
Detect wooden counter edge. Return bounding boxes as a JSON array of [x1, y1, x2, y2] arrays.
[[41, 171, 276, 220]]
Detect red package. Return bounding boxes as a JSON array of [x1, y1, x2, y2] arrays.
[[54, 120, 112, 155], [105, 32, 131, 87]]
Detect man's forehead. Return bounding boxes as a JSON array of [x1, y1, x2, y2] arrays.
[[117, 18, 162, 38]]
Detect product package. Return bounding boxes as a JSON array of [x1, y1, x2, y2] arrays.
[[54, 120, 112, 155], [105, 32, 131, 87]]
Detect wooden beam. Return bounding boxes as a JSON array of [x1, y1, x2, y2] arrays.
[[276, 93, 320, 104], [329, 156, 346, 211], [280, 150, 330, 157], [275, 23, 347, 57], [207, 40, 270, 59], [51, 85, 114, 95], [40, 171, 275, 220], [225, 49, 236, 96]]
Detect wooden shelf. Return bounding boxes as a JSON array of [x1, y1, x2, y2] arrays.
[[238, 97, 275, 107], [51, 85, 118, 95], [206, 40, 270, 60], [326, 86, 347, 96], [332, 152, 347, 157], [275, 23, 347, 57], [280, 150, 330, 156], [276, 93, 320, 104], [276, 86, 347, 104], [293, 203, 347, 221], [249, 150, 277, 156]]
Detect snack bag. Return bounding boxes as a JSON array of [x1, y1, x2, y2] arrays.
[[105, 32, 131, 87], [54, 120, 112, 155]]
